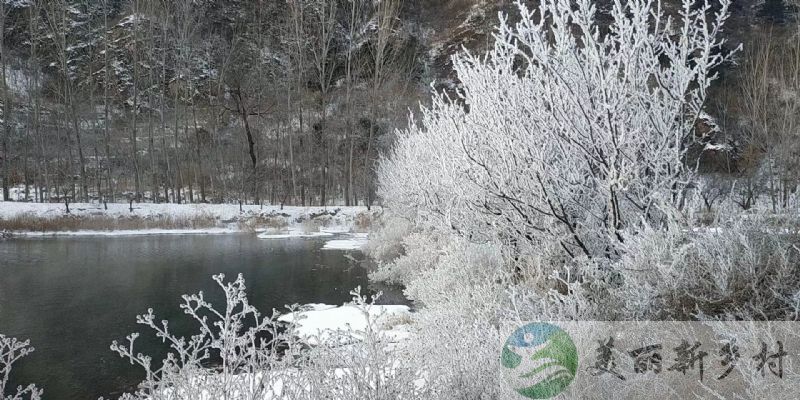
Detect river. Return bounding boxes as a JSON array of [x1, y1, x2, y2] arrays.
[[0, 234, 389, 399]]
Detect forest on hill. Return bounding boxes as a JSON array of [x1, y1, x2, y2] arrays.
[[0, 0, 797, 211], [0, 0, 428, 207]]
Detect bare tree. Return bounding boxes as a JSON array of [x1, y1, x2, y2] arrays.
[[1, 0, 10, 201], [28, 0, 46, 203], [364, 0, 402, 209], [129, 0, 143, 201], [168, 0, 202, 203], [738, 31, 800, 211], [43, 0, 90, 202], [344, 0, 365, 206], [287, 0, 307, 205], [308, 0, 338, 205], [100, 0, 115, 202]]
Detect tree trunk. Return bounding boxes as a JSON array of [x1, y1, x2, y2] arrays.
[[103, 0, 114, 202], [173, 81, 182, 204], [1, 2, 10, 201], [148, 93, 157, 203], [131, 3, 141, 201], [192, 101, 205, 202], [238, 96, 259, 203]]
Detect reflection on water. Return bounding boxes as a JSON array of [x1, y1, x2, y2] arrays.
[[0, 234, 382, 400]]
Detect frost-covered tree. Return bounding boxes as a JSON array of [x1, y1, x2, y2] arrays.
[[110, 273, 294, 400], [380, 0, 735, 267], [110, 274, 424, 400]]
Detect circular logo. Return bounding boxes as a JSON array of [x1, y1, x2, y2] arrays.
[[501, 323, 578, 399]]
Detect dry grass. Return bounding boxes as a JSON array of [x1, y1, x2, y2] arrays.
[[237, 215, 289, 233], [354, 212, 373, 233], [301, 219, 321, 234], [0, 212, 221, 232], [382, 312, 414, 330], [0, 209, 373, 234]]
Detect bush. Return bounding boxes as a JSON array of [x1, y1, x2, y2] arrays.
[[378, 0, 734, 271], [300, 219, 321, 234], [364, 214, 414, 264], [110, 275, 425, 400], [237, 215, 289, 233], [614, 215, 800, 320], [353, 212, 373, 233]]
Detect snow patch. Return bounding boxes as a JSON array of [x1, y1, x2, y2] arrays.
[[703, 142, 732, 152], [257, 229, 335, 240], [279, 303, 412, 346], [322, 233, 369, 250]]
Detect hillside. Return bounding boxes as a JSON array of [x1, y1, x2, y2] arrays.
[[0, 0, 797, 207]]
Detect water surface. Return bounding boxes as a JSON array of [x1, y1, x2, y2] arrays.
[[0, 234, 380, 399]]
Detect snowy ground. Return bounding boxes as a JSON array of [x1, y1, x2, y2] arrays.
[[0, 201, 372, 222], [255, 228, 371, 248], [279, 303, 412, 346]]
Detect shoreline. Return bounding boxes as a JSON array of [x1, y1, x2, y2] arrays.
[[11, 228, 242, 237], [0, 202, 378, 237]]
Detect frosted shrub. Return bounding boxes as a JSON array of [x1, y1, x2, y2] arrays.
[[363, 213, 414, 264], [402, 312, 507, 400], [368, 231, 444, 285], [297, 289, 428, 400], [110, 273, 302, 400], [402, 237, 506, 312], [0, 334, 42, 400], [614, 215, 800, 320], [675, 217, 799, 320], [111, 275, 422, 400], [379, 0, 735, 272], [367, 8, 800, 398], [377, 106, 485, 238], [375, 237, 520, 399]]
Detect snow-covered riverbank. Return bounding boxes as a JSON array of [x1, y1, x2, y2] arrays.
[[0, 202, 378, 238], [14, 228, 241, 237], [0, 201, 375, 221]]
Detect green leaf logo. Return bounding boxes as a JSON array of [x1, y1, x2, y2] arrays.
[[501, 323, 578, 399]]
